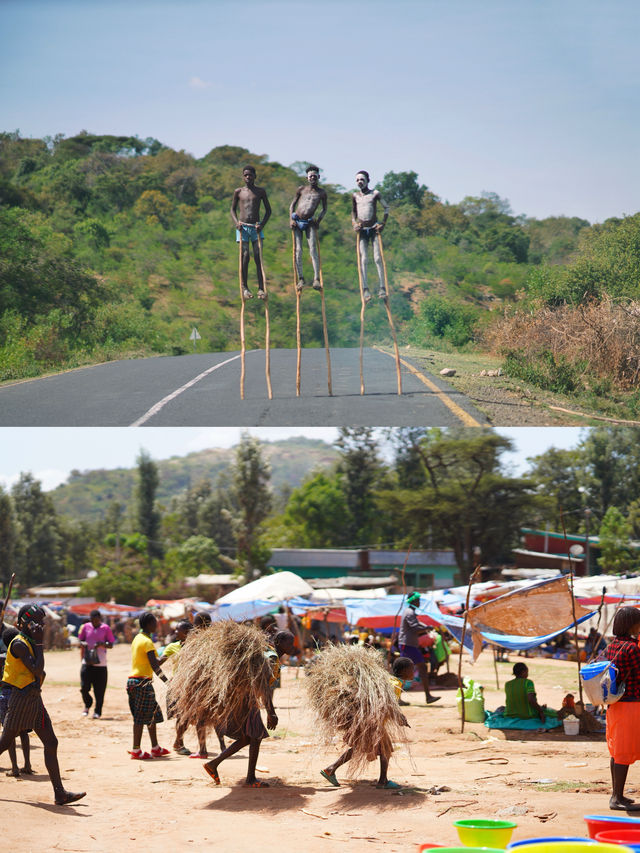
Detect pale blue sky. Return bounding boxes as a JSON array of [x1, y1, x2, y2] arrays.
[[0, 427, 585, 492], [1, 0, 638, 222]]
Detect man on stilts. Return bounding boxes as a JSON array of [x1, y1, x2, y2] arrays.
[[290, 165, 327, 292], [352, 170, 389, 302], [231, 165, 272, 300]]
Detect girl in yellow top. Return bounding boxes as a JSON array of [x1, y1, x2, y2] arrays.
[[127, 611, 170, 760], [0, 604, 85, 805]]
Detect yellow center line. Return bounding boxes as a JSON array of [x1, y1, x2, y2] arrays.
[[373, 346, 483, 427]]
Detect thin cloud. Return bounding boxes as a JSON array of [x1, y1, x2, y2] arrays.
[[189, 76, 212, 89]]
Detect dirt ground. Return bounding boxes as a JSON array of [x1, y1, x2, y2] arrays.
[[1, 645, 625, 852]]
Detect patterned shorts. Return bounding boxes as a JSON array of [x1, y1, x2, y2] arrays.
[[126, 677, 164, 726]]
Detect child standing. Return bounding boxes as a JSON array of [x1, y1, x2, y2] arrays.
[[127, 611, 170, 760]]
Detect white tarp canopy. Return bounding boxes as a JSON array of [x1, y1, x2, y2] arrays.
[[215, 571, 314, 604], [307, 587, 388, 603]]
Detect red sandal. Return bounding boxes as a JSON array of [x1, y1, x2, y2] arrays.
[[245, 780, 270, 787]]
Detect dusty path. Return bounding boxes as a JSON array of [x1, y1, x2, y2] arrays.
[[1, 646, 621, 852]]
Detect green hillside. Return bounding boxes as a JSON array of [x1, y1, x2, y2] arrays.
[[51, 437, 338, 523], [2, 130, 639, 405]]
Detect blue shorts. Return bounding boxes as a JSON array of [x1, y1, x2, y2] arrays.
[[292, 213, 312, 232], [236, 224, 264, 243]]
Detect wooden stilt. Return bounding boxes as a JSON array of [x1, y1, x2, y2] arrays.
[[315, 232, 332, 396], [355, 232, 366, 395], [238, 235, 246, 400], [292, 230, 302, 396], [256, 234, 272, 400], [377, 233, 402, 395]]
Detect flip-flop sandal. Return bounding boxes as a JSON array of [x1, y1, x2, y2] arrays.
[[151, 746, 170, 758], [245, 780, 270, 787], [204, 764, 221, 785], [55, 790, 86, 805], [376, 780, 402, 789], [611, 801, 640, 811], [174, 746, 191, 755], [320, 770, 340, 787], [189, 752, 208, 759]]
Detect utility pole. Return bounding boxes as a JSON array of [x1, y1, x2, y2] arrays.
[[584, 507, 592, 576]]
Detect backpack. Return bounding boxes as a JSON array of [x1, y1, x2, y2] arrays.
[[580, 659, 625, 705]]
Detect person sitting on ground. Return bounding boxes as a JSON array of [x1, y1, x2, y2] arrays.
[[505, 662, 547, 724]]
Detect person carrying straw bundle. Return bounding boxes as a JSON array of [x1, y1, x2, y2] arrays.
[[170, 620, 295, 788], [307, 644, 411, 789]]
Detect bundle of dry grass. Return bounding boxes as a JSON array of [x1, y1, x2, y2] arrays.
[[305, 644, 408, 773], [169, 620, 272, 734]]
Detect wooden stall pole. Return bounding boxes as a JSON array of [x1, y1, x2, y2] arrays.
[[458, 565, 482, 734], [560, 509, 584, 705]]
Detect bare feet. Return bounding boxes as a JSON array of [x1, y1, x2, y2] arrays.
[[312, 279, 323, 291], [257, 290, 267, 300], [296, 278, 305, 292], [55, 790, 86, 806], [242, 288, 253, 300], [363, 288, 372, 303]]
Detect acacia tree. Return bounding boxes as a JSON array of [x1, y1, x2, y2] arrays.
[[228, 434, 272, 582], [377, 429, 541, 581], [335, 427, 387, 546]]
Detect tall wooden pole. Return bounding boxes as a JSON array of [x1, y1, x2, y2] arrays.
[[560, 509, 584, 705], [458, 565, 481, 734], [314, 232, 333, 396], [377, 234, 402, 395], [292, 230, 302, 396], [255, 234, 272, 400], [0, 573, 16, 625], [238, 236, 246, 400], [356, 232, 366, 395]]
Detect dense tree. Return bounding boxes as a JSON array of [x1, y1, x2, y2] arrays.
[[579, 427, 640, 525], [526, 447, 585, 533], [276, 470, 352, 548], [0, 487, 18, 591], [335, 428, 387, 546], [135, 450, 163, 566], [598, 506, 636, 573], [11, 473, 63, 586], [228, 434, 272, 581]]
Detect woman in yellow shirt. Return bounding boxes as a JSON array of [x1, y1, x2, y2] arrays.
[[0, 604, 85, 805], [127, 611, 170, 760]]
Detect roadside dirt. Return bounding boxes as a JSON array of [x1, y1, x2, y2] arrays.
[[1, 646, 621, 852]]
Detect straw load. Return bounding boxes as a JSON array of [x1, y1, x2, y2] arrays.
[[305, 644, 408, 773], [169, 620, 272, 734]]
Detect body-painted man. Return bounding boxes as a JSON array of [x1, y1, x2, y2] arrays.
[[351, 170, 390, 302], [231, 165, 272, 300], [289, 165, 327, 291]]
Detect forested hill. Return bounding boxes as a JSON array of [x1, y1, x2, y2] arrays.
[[50, 437, 338, 523], [2, 131, 639, 400]]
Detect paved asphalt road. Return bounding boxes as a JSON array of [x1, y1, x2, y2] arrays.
[[0, 348, 488, 426]]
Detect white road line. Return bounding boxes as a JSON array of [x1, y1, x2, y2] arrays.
[[129, 353, 244, 426]]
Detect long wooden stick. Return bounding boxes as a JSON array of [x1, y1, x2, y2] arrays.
[[387, 545, 412, 665], [355, 232, 366, 395], [458, 565, 482, 734], [292, 230, 302, 396], [238, 236, 246, 400], [560, 509, 584, 705], [256, 235, 272, 400], [0, 573, 16, 625], [377, 234, 402, 395], [314, 231, 333, 396]]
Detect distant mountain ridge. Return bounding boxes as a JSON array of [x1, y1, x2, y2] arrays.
[[50, 437, 338, 522]]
